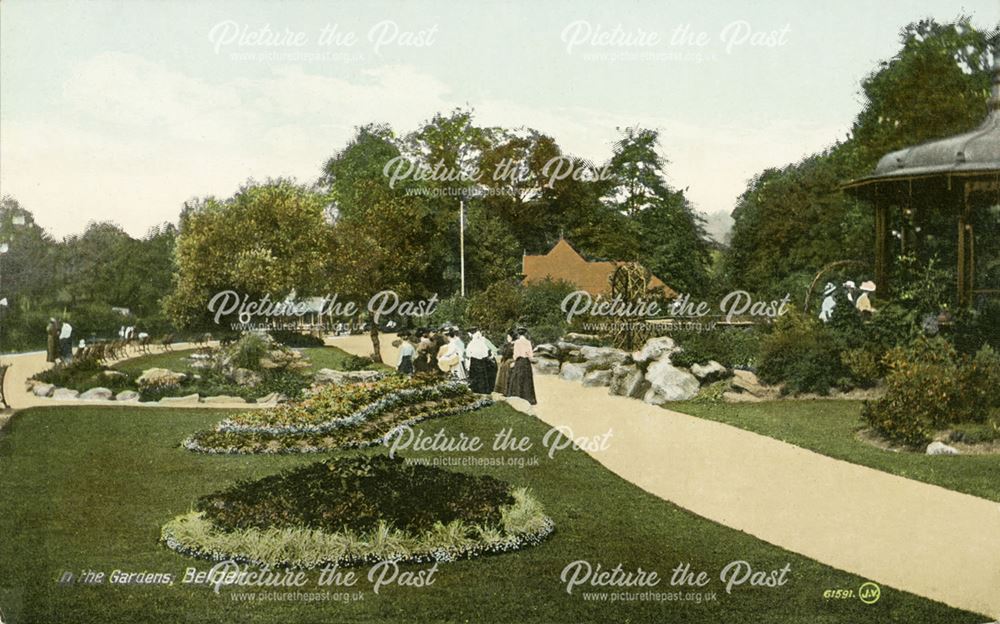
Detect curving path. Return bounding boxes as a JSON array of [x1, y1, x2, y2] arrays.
[[1, 343, 268, 411], [330, 333, 1000, 620]]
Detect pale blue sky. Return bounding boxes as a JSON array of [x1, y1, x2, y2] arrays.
[[1, 0, 997, 239]]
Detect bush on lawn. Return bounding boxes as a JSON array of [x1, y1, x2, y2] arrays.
[[862, 338, 1000, 446], [32, 357, 134, 393], [756, 312, 846, 394], [340, 354, 377, 371]]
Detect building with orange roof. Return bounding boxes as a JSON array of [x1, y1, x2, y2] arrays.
[[521, 239, 676, 298]]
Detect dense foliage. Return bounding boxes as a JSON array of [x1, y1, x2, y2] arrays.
[[197, 454, 514, 534], [863, 338, 1000, 446]]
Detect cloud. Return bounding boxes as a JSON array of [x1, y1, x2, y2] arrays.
[[2, 51, 846, 240]]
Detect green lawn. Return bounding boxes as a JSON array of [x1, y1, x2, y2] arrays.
[[670, 400, 1000, 503], [0, 404, 982, 623]]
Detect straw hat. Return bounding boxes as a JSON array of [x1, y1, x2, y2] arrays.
[[860, 281, 876, 292]]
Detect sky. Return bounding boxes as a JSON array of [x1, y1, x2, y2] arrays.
[[1, 0, 997, 242]]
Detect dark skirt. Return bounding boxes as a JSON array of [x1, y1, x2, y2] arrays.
[[468, 357, 497, 394], [413, 352, 431, 373], [494, 355, 512, 394], [508, 357, 536, 405], [397, 355, 414, 375]]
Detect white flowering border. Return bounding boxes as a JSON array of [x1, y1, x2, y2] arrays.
[[215, 380, 469, 436], [161, 488, 554, 569], [182, 396, 494, 455]]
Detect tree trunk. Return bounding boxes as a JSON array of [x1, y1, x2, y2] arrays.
[[369, 325, 382, 363]]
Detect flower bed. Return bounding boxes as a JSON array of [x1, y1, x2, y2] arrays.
[[184, 373, 493, 454], [161, 456, 553, 568]]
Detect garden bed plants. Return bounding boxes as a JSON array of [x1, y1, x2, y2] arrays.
[[183, 373, 493, 454], [161, 455, 553, 568]]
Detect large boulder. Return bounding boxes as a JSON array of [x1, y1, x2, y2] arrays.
[[690, 360, 730, 384], [51, 388, 80, 400], [632, 336, 679, 364], [582, 369, 614, 387], [609, 364, 648, 399], [100, 370, 127, 381], [203, 395, 248, 405], [256, 392, 288, 405], [534, 343, 560, 359], [926, 441, 960, 456], [642, 359, 699, 404], [533, 357, 561, 375], [579, 346, 630, 367], [559, 362, 589, 382], [556, 340, 583, 353], [115, 390, 141, 402], [136, 368, 187, 390], [32, 382, 55, 397], [730, 369, 778, 399], [79, 387, 113, 401]]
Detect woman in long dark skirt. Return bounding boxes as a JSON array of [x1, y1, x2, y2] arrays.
[[465, 329, 496, 394], [494, 331, 515, 395], [507, 328, 536, 405]]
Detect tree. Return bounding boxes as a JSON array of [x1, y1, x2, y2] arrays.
[[164, 179, 335, 329]]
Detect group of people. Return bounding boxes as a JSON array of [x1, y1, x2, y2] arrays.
[[819, 279, 877, 322], [45, 317, 74, 363], [393, 327, 537, 405]]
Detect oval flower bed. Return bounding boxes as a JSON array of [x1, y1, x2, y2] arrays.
[[184, 374, 492, 454], [161, 455, 554, 568]]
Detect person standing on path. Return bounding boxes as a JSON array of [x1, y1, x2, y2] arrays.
[[507, 328, 537, 405], [465, 329, 497, 394], [396, 333, 415, 375], [58, 320, 73, 363], [45, 318, 60, 362], [494, 330, 515, 395]]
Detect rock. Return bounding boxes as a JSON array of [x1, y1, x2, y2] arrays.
[[632, 336, 679, 364], [556, 340, 583, 353], [256, 392, 287, 405], [926, 441, 960, 456], [563, 332, 602, 346], [609, 364, 647, 399], [559, 362, 589, 382], [79, 387, 113, 400], [505, 396, 534, 415], [642, 359, 700, 404], [101, 370, 127, 380], [32, 382, 55, 397], [190, 359, 213, 370], [579, 346, 630, 366], [534, 343, 560, 358], [582, 369, 614, 387], [691, 360, 730, 384], [232, 368, 262, 387], [533, 357, 561, 375], [51, 388, 80, 400], [115, 390, 141, 402], [312, 368, 380, 386], [136, 368, 187, 390], [202, 395, 248, 404], [158, 394, 201, 405], [258, 358, 279, 370]]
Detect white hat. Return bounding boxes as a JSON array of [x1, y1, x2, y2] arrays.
[[860, 280, 876, 292], [843, 280, 856, 289], [823, 282, 836, 295]]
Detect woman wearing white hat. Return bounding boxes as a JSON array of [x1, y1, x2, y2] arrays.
[[819, 282, 837, 322], [855, 281, 876, 314]]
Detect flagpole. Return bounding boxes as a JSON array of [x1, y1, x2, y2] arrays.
[[459, 199, 466, 297]]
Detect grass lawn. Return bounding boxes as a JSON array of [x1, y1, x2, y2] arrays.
[[112, 345, 380, 377], [0, 404, 982, 623], [670, 400, 1000, 503]]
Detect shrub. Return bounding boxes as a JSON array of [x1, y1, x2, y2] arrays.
[[670, 328, 760, 369], [840, 348, 881, 388], [756, 312, 844, 394], [226, 333, 271, 371], [270, 330, 325, 348], [341, 354, 376, 371], [862, 338, 1000, 446]]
